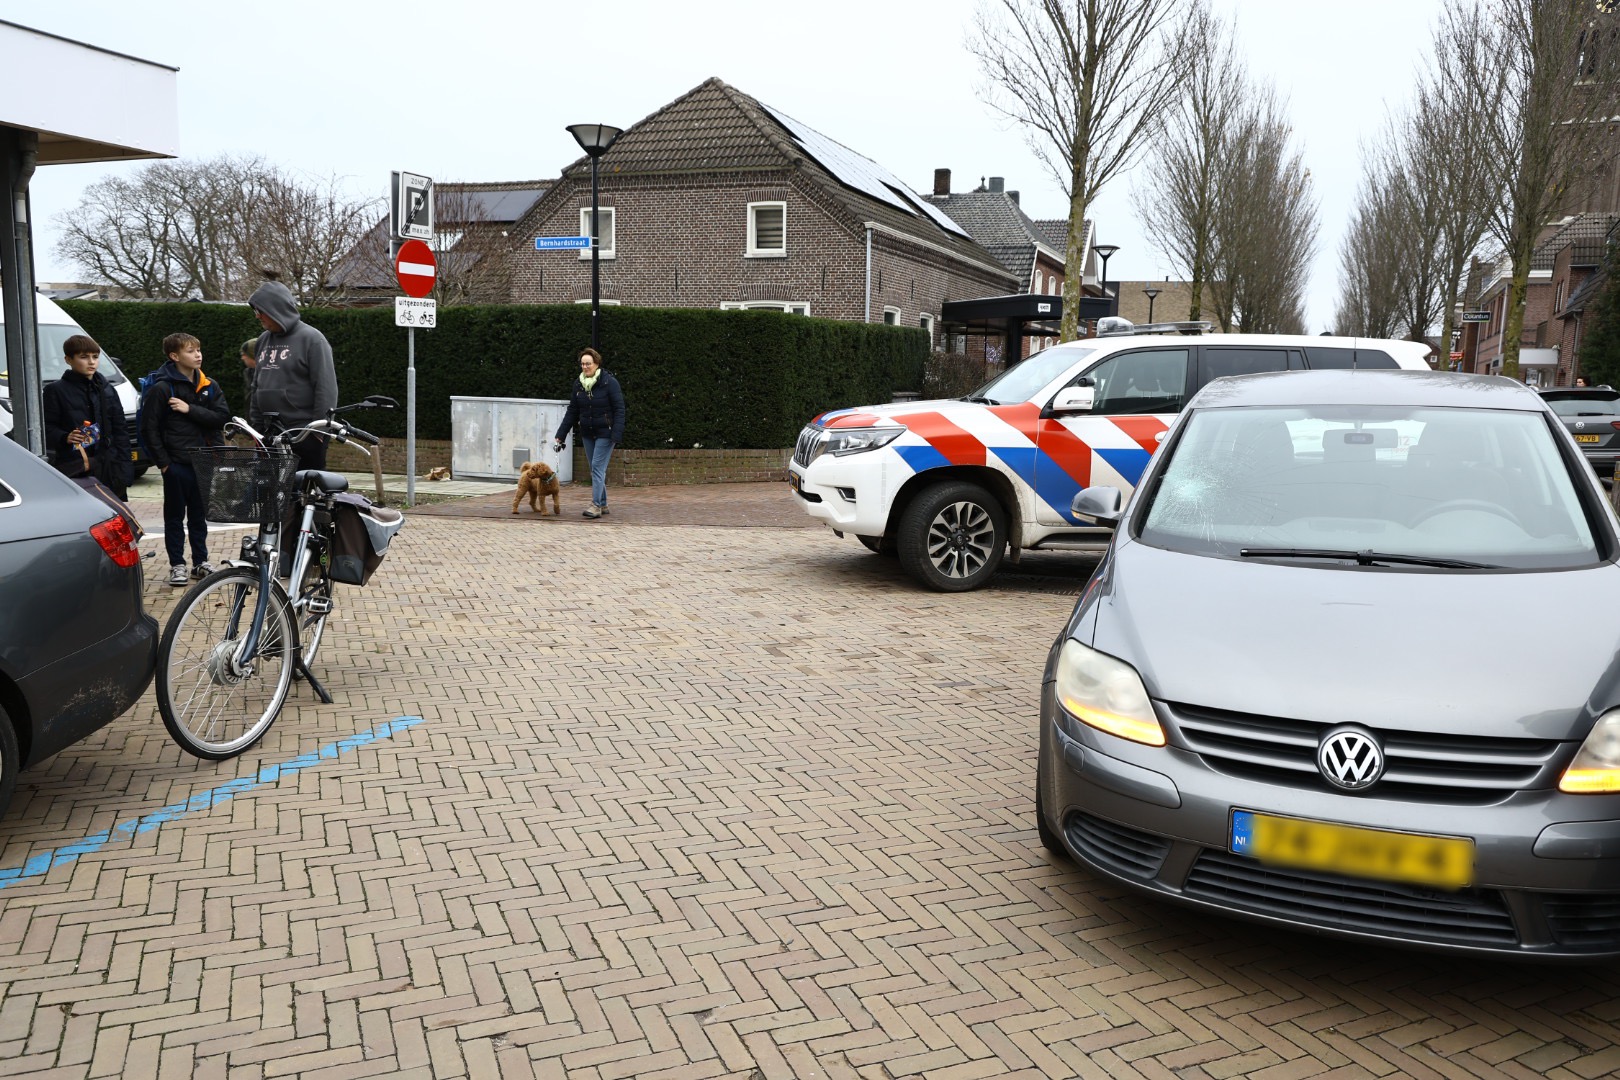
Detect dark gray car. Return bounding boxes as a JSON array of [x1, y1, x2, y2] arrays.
[[1540, 386, 1620, 478], [0, 435, 157, 817], [1038, 369, 1620, 959]]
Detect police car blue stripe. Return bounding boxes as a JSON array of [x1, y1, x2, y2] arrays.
[[895, 443, 952, 473], [991, 445, 1088, 525], [1095, 447, 1153, 487]]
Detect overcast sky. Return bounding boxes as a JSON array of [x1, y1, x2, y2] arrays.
[[5, 0, 1445, 331]]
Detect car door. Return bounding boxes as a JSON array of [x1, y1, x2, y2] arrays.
[[1034, 347, 1191, 524]]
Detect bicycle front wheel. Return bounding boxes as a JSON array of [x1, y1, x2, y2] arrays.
[[156, 567, 296, 760]]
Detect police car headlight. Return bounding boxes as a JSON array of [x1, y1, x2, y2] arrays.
[[823, 426, 903, 456], [1055, 640, 1165, 747], [1561, 710, 1620, 793]]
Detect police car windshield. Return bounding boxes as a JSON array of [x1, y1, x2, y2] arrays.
[[968, 347, 1095, 405]]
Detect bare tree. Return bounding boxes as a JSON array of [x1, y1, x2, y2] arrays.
[[244, 169, 380, 303], [1467, 0, 1620, 378], [970, 0, 1190, 341], [1334, 165, 1407, 338], [1132, 2, 1243, 323]]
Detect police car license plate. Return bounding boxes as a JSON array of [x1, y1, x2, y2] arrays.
[[787, 470, 803, 493], [1230, 810, 1473, 889], [1576, 434, 1601, 444]]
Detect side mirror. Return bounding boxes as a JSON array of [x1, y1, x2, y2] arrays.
[[1051, 383, 1096, 414], [1071, 486, 1123, 526], [365, 395, 400, 409]]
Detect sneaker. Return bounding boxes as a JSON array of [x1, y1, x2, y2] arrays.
[[582, 505, 602, 519], [598, 506, 609, 516], [191, 562, 217, 579], [167, 563, 189, 586]]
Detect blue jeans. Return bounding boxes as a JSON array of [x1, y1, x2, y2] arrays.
[[162, 461, 209, 566], [582, 435, 615, 508]]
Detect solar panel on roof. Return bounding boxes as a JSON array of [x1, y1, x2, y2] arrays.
[[762, 103, 971, 239]]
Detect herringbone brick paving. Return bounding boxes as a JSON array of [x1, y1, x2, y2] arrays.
[[2, 513, 1618, 1078]]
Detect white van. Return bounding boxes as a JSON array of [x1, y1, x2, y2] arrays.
[[0, 292, 147, 476]]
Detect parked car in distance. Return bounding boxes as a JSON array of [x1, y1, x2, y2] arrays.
[[788, 325, 1433, 591], [1039, 369, 1620, 959], [0, 433, 157, 818], [1540, 385, 1620, 478]]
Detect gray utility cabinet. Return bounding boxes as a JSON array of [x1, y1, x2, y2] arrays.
[[450, 397, 574, 483]]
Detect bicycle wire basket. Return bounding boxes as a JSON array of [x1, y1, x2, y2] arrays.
[[193, 446, 299, 527]]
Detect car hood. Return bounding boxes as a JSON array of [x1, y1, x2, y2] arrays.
[[1088, 540, 1620, 740], [815, 399, 1000, 426]]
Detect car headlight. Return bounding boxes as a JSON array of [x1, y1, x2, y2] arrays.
[[822, 426, 903, 457], [1054, 639, 1165, 746], [1560, 710, 1620, 793]]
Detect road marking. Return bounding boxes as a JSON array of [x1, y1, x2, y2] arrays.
[[0, 716, 424, 890]]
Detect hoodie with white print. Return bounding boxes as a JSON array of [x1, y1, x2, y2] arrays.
[[247, 280, 338, 429]]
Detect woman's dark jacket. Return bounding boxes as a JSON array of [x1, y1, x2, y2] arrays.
[[554, 371, 625, 443], [141, 361, 230, 470], [42, 369, 130, 492]]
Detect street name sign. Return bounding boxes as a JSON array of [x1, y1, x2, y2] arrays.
[[395, 297, 436, 328], [395, 238, 436, 298], [535, 236, 592, 250], [1460, 311, 1491, 323]]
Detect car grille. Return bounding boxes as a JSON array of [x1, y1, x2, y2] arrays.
[[1168, 702, 1562, 804], [1184, 850, 1519, 946], [1544, 893, 1620, 950], [1066, 813, 1171, 880], [792, 427, 823, 469]]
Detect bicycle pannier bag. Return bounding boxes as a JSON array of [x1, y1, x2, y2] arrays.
[[328, 493, 404, 586]]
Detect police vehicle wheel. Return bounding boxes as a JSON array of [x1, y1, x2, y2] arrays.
[[897, 481, 1005, 591]]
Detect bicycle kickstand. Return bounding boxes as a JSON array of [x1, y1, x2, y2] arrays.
[[295, 657, 334, 704]]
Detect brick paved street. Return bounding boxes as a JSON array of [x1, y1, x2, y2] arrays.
[[3, 502, 1620, 1079]]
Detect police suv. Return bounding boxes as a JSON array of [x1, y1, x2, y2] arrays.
[[787, 322, 1433, 591]]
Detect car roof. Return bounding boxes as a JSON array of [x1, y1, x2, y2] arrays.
[[1187, 369, 1547, 411], [1539, 386, 1619, 398]]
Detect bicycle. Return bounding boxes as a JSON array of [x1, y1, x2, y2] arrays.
[[154, 396, 404, 759]]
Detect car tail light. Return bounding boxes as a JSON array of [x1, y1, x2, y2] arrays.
[[89, 515, 141, 568], [1610, 422, 1620, 431]]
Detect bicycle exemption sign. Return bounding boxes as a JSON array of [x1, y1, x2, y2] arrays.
[[395, 297, 436, 328]]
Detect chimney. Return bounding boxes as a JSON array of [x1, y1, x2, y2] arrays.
[[933, 168, 951, 196], [1008, 190, 1019, 205], [988, 176, 1005, 193]]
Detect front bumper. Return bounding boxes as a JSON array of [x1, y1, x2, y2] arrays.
[[1039, 682, 1620, 959], [788, 456, 896, 536]]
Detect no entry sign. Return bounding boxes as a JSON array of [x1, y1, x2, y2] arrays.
[[395, 239, 436, 298]]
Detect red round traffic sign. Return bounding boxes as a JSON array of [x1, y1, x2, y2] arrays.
[[395, 238, 436, 298]]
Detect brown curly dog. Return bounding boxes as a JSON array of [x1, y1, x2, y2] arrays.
[[512, 460, 562, 516]]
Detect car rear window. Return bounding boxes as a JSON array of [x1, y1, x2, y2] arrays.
[[1544, 394, 1620, 416], [1304, 347, 1399, 370]]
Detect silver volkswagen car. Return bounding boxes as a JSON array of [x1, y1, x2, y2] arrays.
[[1038, 370, 1620, 959]]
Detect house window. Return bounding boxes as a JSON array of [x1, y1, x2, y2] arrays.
[[720, 301, 810, 315], [748, 202, 786, 257], [578, 207, 615, 259], [919, 313, 935, 343], [1034, 271, 1044, 294], [883, 307, 901, 325]]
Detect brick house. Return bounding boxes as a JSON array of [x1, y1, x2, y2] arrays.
[[506, 78, 1018, 345]]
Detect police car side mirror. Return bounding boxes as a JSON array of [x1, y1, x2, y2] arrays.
[[1051, 384, 1096, 414], [1071, 486, 1123, 526]]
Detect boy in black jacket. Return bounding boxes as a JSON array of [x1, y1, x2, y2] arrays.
[[143, 332, 230, 585], [42, 334, 130, 498]]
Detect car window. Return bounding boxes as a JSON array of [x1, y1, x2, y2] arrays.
[[970, 346, 1097, 404], [1203, 348, 1291, 382], [1303, 347, 1400, 370], [1138, 405, 1599, 569], [1079, 348, 1190, 415], [0, 477, 15, 508]]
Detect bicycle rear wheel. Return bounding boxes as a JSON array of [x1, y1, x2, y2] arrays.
[[296, 563, 334, 670], [156, 567, 295, 760]]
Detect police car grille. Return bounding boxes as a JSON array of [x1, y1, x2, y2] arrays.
[[792, 428, 822, 469], [1166, 702, 1560, 803]]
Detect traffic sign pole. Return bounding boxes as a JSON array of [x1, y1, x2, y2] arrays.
[[393, 238, 436, 508]]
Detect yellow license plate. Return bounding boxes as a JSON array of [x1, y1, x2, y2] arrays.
[[1576, 434, 1601, 444], [1231, 810, 1473, 889], [130, 450, 139, 460], [787, 470, 802, 493]]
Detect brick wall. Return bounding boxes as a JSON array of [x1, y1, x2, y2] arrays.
[[329, 436, 790, 486]]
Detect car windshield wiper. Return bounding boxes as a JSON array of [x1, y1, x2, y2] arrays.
[[960, 395, 999, 405], [1238, 547, 1498, 569]]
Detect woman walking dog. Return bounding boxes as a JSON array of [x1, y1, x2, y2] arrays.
[[553, 347, 625, 518]]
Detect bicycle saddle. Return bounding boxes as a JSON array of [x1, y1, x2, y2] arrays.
[[296, 470, 350, 494]]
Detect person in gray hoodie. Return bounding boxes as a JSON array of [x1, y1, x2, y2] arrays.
[[247, 278, 338, 470]]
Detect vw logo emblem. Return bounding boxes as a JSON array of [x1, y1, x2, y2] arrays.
[[1578, 422, 1587, 431], [1317, 726, 1385, 791]]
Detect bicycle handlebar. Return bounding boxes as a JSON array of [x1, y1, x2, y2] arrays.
[[345, 424, 381, 446]]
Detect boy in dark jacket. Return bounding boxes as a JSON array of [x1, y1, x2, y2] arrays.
[[143, 332, 230, 585], [42, 334, 130, 498]]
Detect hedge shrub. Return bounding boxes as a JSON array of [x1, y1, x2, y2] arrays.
[[60, 301, 927, 448]]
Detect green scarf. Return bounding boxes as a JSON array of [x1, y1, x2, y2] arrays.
[[580, 371, 600, 392]]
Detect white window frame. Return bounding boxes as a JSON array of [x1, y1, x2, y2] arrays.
[[883, 306, 901, 325], [919, 313, 935, 343], [747, 201, 787, 258], [578, 206, 615, 260], [720, 301, 810, 316]]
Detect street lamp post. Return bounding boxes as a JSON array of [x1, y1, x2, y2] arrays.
[[1093, 243, 1120, 316], [567, 122, 624, 350], [1143, 286, 1161, 324]]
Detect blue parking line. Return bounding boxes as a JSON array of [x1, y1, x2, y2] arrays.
[[0, 715, 424, 890]]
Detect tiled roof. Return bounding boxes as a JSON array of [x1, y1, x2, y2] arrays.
[[527, 78, 1013, 280], [925, 190, 1062, 283], [1536, 212, 1620, 269], [328, 180, 549, 289]]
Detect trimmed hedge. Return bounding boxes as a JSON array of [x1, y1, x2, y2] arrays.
[[60, 301, 927, 448]]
